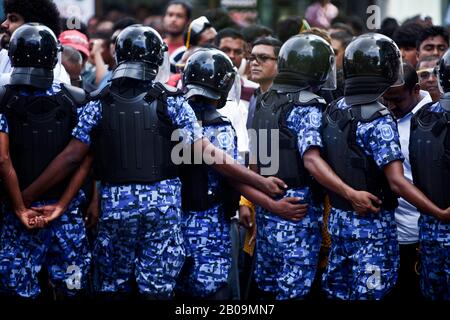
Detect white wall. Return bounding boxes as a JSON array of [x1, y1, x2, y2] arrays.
[[379, 0, 443, 25]]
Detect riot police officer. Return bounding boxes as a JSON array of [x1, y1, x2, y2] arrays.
[[321, 33, 450, 300], [176, 48, 240, 299], [0, 23, 90, 299], [409, 48, 450, 300], [250, 33, 380, 300]]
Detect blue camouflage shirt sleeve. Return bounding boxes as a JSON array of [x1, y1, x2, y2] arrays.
[[359, 115, 404, 168], [71, 100, 102, 145], [205, 124, 238, 160], [0, 113, 8, 133], [166, 95, 203, 146], [287, 105, 323, 157]]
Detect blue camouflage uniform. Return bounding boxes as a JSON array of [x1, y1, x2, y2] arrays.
[[177, 103, 238, 298], [72, 92, 202, 297], [255, 105, 323, 300], [0, 84, 91, 298], [415, 102, 450, 300], [322, 98, 403, 300]]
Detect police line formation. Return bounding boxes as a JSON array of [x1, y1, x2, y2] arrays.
[[0, 23, 448, 301]]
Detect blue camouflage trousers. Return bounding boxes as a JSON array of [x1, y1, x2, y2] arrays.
[[419, 215, 450, 300], [322, 209, 399, 300], [254, 189, 322, 300], [0, 195, 91, 298], [93, 182, 185, 298], [177, 204, 231, 298]]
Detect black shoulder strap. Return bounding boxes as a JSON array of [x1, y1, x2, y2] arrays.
[[296, 90, 327, 107], [351, 101, 391, 123], [147, 82, 183, 102], [1, 86, 26, 118], [201, 109, 231, 126], [440, 96, 450, 112], [89, 85, 110, 101], [0, 86, 9, 114], [60, 83, 87, 105]]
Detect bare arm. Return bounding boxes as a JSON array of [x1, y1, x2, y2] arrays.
[[22, 138, 90, 205], [0, 133, 40, 228], [198, 138, 287, 197], [229, 178, 308, 222], [32, 151, 94, 224], [303, 147, 381, 214], [384, 160, 450, 221]]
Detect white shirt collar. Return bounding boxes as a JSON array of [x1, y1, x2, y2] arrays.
[[410, 90, 433, 115]]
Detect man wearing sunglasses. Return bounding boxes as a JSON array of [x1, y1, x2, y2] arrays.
[[417, 55, 441, 102]]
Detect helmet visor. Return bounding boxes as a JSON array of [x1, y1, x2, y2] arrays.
[[320, 54, 337, 90]]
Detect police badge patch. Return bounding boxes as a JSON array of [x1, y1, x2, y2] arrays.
[[309, 112, 321, 128], [217, 131, 233, 149], [380, 124, 394, 141]]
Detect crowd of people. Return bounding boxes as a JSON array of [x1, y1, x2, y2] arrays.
[[0, 0, 448, 301]]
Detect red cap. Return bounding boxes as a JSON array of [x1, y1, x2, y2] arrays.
[[59, 30, 90, 59]]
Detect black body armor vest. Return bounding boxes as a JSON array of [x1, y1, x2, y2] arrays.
[[92, 83, 179, 184], [252, 89, 326, 188], [322, 101, 398, 211], [0, 84, 86, 200], [180, 106, 240, 214], [409, 99, 450, 209]]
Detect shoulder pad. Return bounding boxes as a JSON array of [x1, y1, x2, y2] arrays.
[[297, 91, 326, 105], [202, 109, 231, 125], [352, 101, 390, 122], [0, 86, 16, 113], [88, 85, 110, 101], [0, 86, 6, 113], [0, 86, 6, 105], [60, 83, 87, 105], [439, 97, 450, 112], [154, 82, 183, 97]]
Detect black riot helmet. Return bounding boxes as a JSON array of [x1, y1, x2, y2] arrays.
[[274, 34, 336, 91], [343, 33, 404, 105], [9, 23, 59, 89], [183, 48, 236, 108], [112, 24, 167, 81], [437, 48, 450, 94]]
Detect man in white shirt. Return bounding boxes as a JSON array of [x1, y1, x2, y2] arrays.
[[215, 28, 259, 161], [0, 0, 70, 86], [382, 63, 433, 299]]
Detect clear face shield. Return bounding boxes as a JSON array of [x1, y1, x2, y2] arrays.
[[389, 49, 405, 88], [320, 54, 337, 90], [436, 65, 447, 94], [155, 49, 170, 84], [226, 66, 241, 106]]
